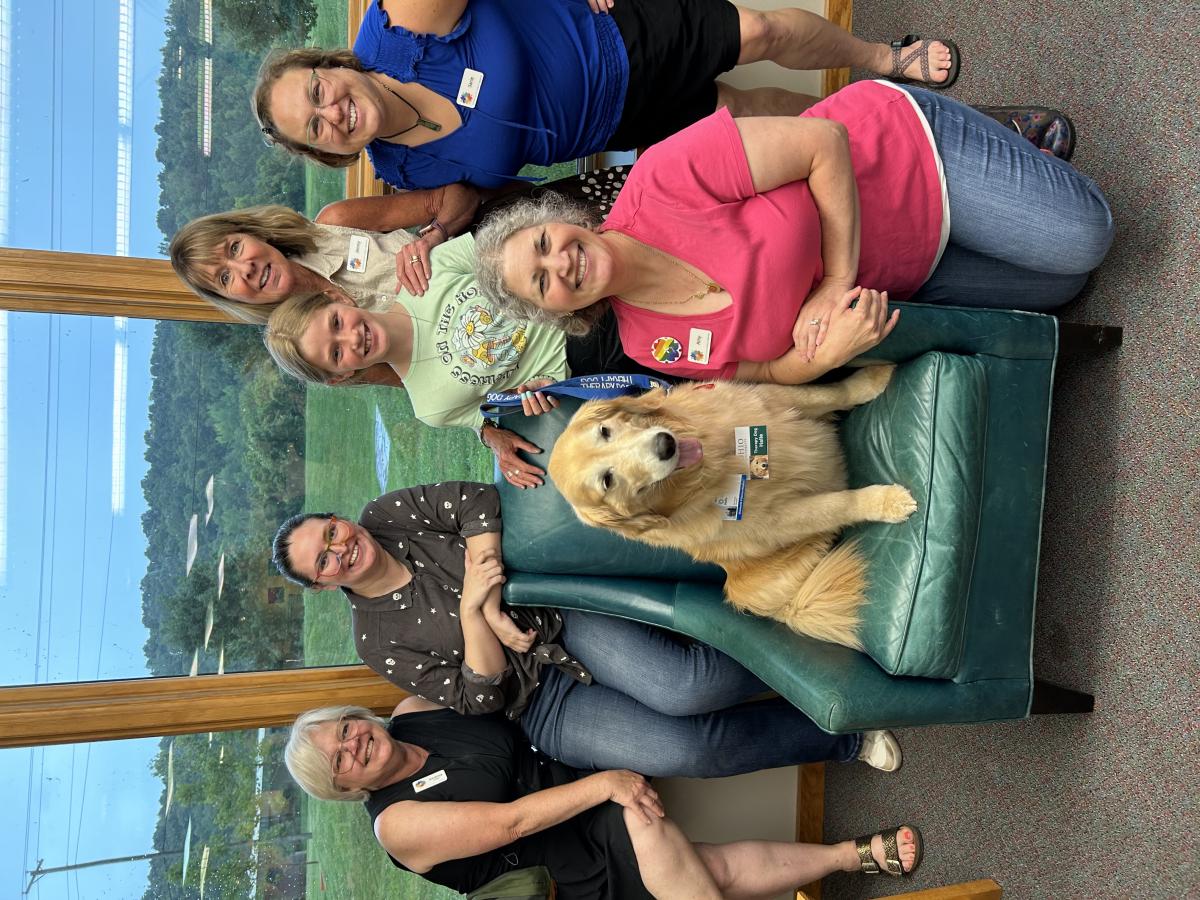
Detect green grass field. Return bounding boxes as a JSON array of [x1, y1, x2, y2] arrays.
[[301, 383, 491, 900]]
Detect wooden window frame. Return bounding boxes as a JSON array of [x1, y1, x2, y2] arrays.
[[0, 0, 397, 750]]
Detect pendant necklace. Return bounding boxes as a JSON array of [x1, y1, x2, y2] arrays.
[[376, 79, 442, 138], [614, 232, 721, 306]]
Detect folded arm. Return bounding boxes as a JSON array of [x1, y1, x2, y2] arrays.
[[734, 115, 862, 359], [375, 770, 662, 874]]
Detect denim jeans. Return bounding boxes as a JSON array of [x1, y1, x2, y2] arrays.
[[520, 609, 861, 777], [900, 86, 1115, 310]]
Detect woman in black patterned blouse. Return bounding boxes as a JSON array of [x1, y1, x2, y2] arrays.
[[272, 480, 905, 778]]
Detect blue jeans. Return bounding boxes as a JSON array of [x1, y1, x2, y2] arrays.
[[520, 609, 861, 777], [900, 86, 1115, 310]]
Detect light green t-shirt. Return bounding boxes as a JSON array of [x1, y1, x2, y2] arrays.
[[397, 233, 568, 430]]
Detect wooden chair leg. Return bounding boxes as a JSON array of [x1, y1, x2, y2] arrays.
[[1058, 323, 1123, 357], [1031, 678, 1095, 714]]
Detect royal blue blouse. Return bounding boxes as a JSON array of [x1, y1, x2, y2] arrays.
[[353, 0, 629, 190]]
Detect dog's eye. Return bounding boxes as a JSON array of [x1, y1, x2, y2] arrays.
[[601, 470, 614, 492], [599, 426, 611, 441]]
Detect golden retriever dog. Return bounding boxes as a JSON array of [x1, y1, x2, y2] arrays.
[[548, 366, 916, 648]]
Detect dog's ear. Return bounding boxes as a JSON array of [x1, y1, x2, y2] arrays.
[[581, 504, 669, 537], [610, 386, 669, 418]]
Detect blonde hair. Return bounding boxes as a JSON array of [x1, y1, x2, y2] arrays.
[[254, 47, 366, 169], [264, 291, 345, 384], [473, 193, 608, 337], [285, 705, 388, 802], [169, 205, 320, 323]]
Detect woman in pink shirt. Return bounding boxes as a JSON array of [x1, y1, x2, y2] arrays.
[[474, 81, 1113, 383]]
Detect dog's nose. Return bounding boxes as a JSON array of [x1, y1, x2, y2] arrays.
[[654, 432, 676, 461]]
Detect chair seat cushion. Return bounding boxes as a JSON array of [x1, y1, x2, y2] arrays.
[[842, 352, 988, 678]]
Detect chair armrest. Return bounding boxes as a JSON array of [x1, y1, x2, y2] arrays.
[[506, 575, 1030, 733], [862, 303, 1058, 363]]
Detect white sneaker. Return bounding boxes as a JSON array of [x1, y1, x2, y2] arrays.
[[857, 729, 902, 772]]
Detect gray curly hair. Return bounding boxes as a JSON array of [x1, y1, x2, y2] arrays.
[[473, 193, 609, 337]]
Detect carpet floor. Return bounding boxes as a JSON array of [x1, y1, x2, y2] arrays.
[[820, 2, 1200, 898]]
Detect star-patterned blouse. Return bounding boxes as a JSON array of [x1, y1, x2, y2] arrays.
[[347, 482, 590, 720]]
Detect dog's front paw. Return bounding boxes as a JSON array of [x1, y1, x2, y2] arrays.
[[878, 484, 918, 523], [848, 364, 896, 404]]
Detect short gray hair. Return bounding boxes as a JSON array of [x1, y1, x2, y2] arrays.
[[473, 193, 609, 337], [284, 705, 388, 803]]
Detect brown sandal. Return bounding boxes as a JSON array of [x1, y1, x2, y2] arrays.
[[889, 35, 961, 90], [854, 824, 924, 877]]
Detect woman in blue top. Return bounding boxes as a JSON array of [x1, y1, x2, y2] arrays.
[[253, 0, 959, 191]]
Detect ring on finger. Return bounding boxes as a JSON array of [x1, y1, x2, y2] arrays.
[[507, 469, 520, 477], [410, 255, 420, 264], [809, 318, 821, 326]]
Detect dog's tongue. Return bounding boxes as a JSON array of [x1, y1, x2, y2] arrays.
[[675, 438, 703, 469]]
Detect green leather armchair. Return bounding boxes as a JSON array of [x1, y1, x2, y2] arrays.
[[496, 303, 1111, 733]]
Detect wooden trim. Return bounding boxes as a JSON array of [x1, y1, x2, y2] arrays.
[[887, 880, 1003, 900], [0, 248, 237, 323], [794, 763, 825, 899], [822, 0, 853, 96], [0, 665, 407, 748]]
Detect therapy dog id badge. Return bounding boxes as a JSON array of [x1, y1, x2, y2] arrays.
[[457, 68, 484, 108], [346, 234, 370, 273]]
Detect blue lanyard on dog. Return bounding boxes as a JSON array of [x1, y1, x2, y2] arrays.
[[479, 373, 671, 419]]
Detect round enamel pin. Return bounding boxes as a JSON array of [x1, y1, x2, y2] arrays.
[[650, 336, 683, 364]]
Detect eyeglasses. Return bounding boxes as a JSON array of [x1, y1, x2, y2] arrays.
[[315, 515, 352, 582], [305, 68, 330, 146], [330, 716, 358, 778]]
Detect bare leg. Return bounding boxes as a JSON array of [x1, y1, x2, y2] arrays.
[[735, 6, 954, 85], [694, 829, 921, 899], [624, 810, 724, 899], [716, 81, 820, 117], [626, 809, 921, 899]]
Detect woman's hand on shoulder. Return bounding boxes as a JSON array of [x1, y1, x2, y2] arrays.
[[482, 426, 546, 489], [397, 231, 442, 297], [587, 0, 615, 13], [815, 287, 899, 367], [595, 770, 663, 826]]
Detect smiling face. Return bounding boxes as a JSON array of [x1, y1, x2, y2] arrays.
[[286, 515, 383, 592], [311, 715, 399, 794], [199, 233, 301, 304], [549, 396, 707, 535], [267, 65, 383, 156], [500, 223, 616, 314], [297, 301, 389, 381]]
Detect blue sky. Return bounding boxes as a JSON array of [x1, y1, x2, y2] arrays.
[[2, 0, 179, 896]]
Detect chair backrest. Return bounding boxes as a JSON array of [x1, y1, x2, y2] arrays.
[[495, 399, 725, 584]]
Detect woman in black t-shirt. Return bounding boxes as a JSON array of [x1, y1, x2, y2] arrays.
[[284, 701, 925, 899]]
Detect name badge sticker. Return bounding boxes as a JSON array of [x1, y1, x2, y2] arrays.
[[457, 68, 484, 108], [412, 769, 448, 793], [346, 234, 370, 273], [687, 328, 713, 365]]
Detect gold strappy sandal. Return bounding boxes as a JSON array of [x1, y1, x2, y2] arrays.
[[854, 824, 924, 877]]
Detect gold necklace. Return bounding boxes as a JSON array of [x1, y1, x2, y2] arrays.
[[614, 232, 722, 306]]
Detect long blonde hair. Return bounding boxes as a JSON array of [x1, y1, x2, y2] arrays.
[[264, 291, 346, 384], [169, 205, 320, 323]]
